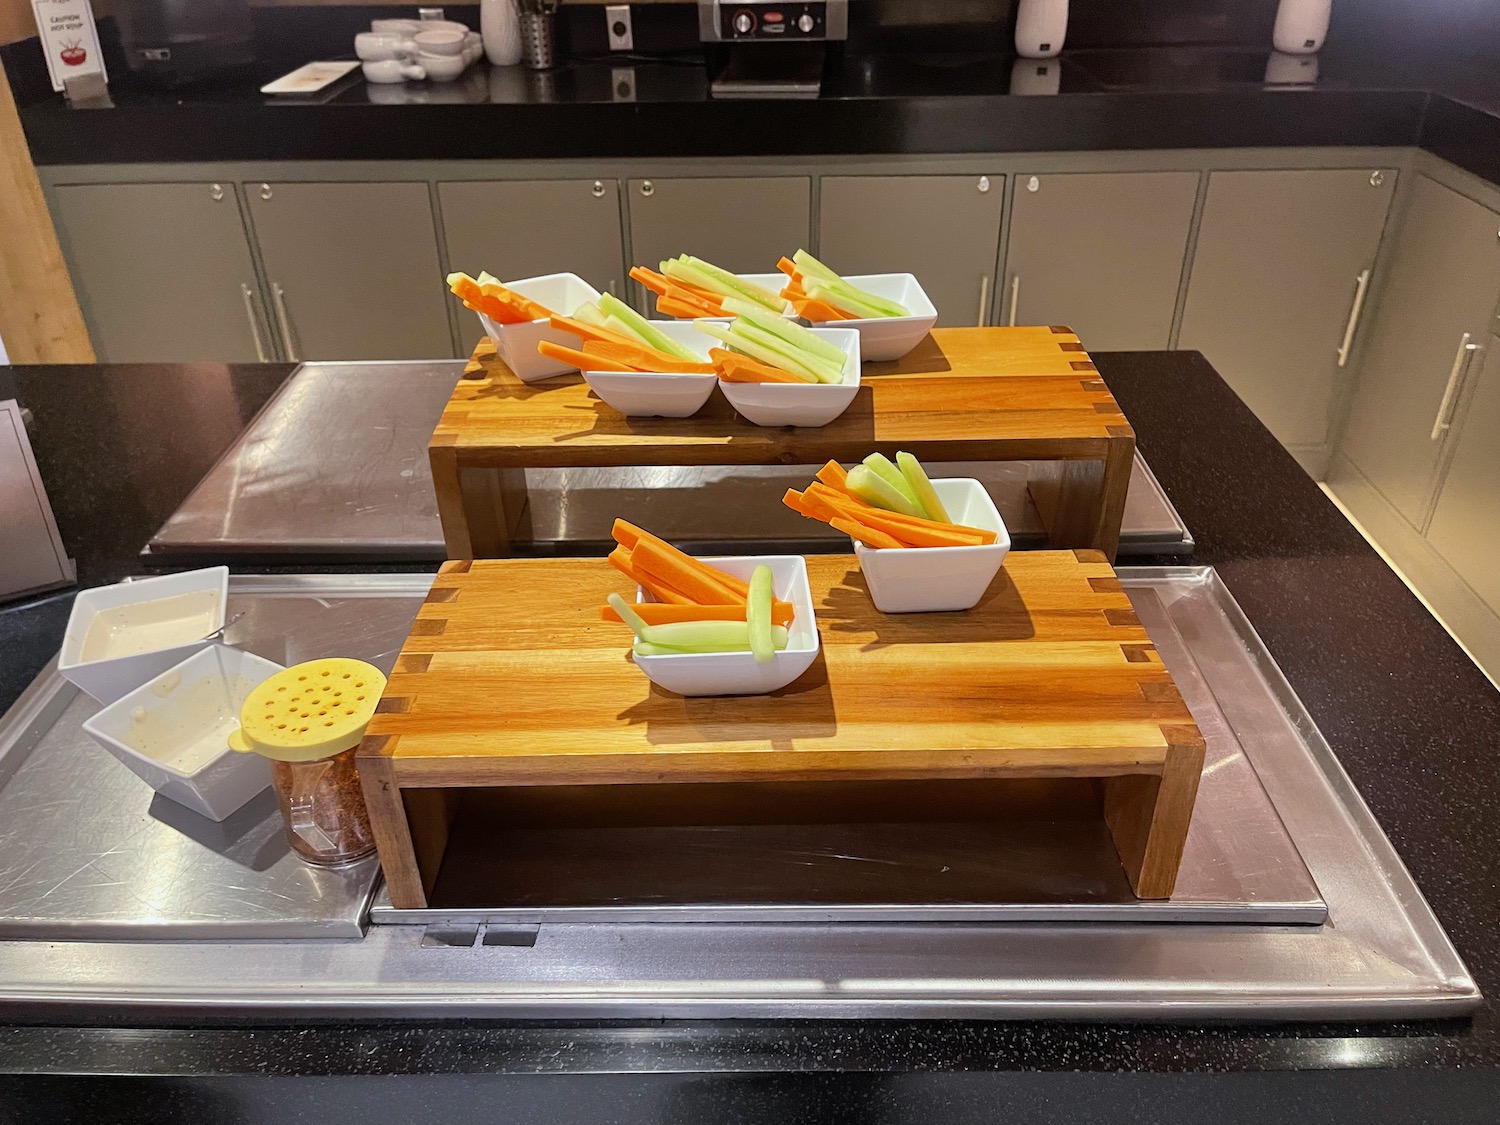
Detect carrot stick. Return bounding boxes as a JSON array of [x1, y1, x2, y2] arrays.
[[815, 461, 849, 490], [548, 315, 645, 350], [537, 340, 640, 372], [612, 520, 751, 600], [479, 281, 551, 323], [710, 350, 807, 384], [656, 296, 720, 320], [783, 488, 821, 519], [804, 482, 995, 544], [777, 256, 798, 276], [582, 340, 715, 374], [632, 536, 748, 605], [830, 516, 906, 549], [601, 601, 794, 627], [629, 265, 672, 296], [610, 546, 695, 604], [794, 299, 857, 322]]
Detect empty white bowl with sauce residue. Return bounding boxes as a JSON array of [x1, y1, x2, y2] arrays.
[[82, 644, 282, 821]]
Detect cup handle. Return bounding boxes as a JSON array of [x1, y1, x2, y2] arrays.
[[404, 63, 427, 80], [288, 758, 337, 853], [227, 728, 252, 754]]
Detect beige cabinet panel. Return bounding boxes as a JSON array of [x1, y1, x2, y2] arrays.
[[1006, 171, 1197, 348], [440, 179, 625, 353], [626, 176, 810, 295], [1426, 341, 1500, 609], [248, 181, 453, 361], [52, 182, 269, 363], [1338, 176, 1500, 528], [819, 175, 1004, 328], [1179, 169, 1395, 450]]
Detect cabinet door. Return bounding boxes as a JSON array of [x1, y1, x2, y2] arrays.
[[439, 179, 626, 353], [1005, 172, 1197, 348], [247, 182, 453, 361], [51, 183, 269, 363], [626, 176, 810, 306], [1426, 340, 1500, 609], [1179, 169, 1395, 453], [1338, 176, 1500, 528], [819, 175, 1004, 328]]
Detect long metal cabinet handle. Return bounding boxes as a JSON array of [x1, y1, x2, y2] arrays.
[[1430, 332, 1479, 441], [270, 283, 300, 363], [1336, 269, 1371, 368], [1008, 275, 1020, 327], [977, 275, 991, 327], [240, 284, 269, 362]]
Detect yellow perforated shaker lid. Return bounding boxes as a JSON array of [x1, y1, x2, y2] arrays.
[[228, 658, 387, 763]]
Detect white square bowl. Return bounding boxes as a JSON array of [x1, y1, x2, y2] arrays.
[[717, 327, 861, 428], [853, 478, 1012, 613], [630, 555, 819, 697], [478, 272, 603, 383], [803, 273, 938, 363], [650, 274, 795, 320], [82, 644, 281, 821], [581, 321, 722, 418], [59, 567, 230, 705]]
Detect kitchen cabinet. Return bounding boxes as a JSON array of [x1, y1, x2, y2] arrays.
[[626, 176, 810, 310], [818, 175, 1005, 328], [246, 181, 453, 361], [1178, 168, 1395, 457], [439, 179, 626, 352], [51, 182, 271, 363], [1337, 175, 1500, 528], [1003, 171, 1197, 348], [1425, 340, 1500, 609]]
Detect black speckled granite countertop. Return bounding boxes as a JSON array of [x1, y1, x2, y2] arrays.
[[0, 353, 1498, 1119]]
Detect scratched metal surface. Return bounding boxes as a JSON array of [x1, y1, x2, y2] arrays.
[[0, 577, 427, 940]]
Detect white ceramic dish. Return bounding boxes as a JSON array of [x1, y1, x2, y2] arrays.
[[260, 60, 361, 94], [805, 273, 938, 362], [371, 18, 424, 34], [853, 478, 1011, 613], [717, 327, 861, 428], [417, 51, 466, 80], [414, 28, 464, 55], [354, 31, 415, 61], [59, 567, 230, 705], [82, 645, 281, 821], [477, 272, 604, 383], [650, 273, 795, 320], [581, 320, 723, 418], [630, 555, 819, 697]]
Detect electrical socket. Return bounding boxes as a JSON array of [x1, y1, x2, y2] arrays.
[[611, 66, 636, 101], [605, 4, 634, 51]]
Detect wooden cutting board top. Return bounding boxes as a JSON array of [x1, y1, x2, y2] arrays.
[[361, 550, 1199, 787], [430, 327, 1132, 468]]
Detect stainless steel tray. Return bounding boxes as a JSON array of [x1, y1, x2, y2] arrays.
[[0, 570, 1476, 1020], [144, 360, 1191, 560]]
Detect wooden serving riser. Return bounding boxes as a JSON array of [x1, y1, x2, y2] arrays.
[[359, 550, 1204, 910], [429, 326, 1135, 560]]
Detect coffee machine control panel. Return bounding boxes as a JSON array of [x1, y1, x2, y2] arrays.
[[698, 0, 848, 42]]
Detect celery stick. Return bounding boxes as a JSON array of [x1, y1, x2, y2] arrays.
[[696, 324, 819, 383], [730, 305, 847, 366], [607, 593, 652, 641], [684, 257, 784, 310], [597, 293, 701, 362], [897, 451, 951, 523], [663, 260, 782, 313], [846, 465, 925, 518], [863, 453, 925, 514], [747, 565, 774, 665], [731, 321, 845, 384], [573, 302, 610, 328]]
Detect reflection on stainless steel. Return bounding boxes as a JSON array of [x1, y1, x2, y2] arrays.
[[0, 400, 75, 600], [369, 580, 1319, 926], [0, 570, 1476, 1018], [0, 577, 425, 940], [148, 359, 1190, 558]]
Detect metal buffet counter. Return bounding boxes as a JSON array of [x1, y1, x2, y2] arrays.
[[0, 570, 1476, 1020]]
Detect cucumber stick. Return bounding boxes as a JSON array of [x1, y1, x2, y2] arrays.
[[791, 250, 909, 318], [897, 451, 951, 523], [606, 593, 651, 640], [597, 293, 701, 362], [863, 454, 926, 515], [730, 305, 847, 366], [746, 565, 774, 665], [695, 324, 821, 384], [846, 465, 925, 518], [574, 302, 610, 328], [634, 625, 787, 657], [684, 257, 783, 311], [733, 321, 845, 384], [790, 250, 840, 284]]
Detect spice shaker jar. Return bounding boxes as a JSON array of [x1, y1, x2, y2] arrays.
[[228, 658, 386, 866]]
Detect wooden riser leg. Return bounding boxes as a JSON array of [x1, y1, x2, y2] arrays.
[[430, 445, 530, 560], [1101, 725, 1206, 898], [1027, 434, 1135, 561]]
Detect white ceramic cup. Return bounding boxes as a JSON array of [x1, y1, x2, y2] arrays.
[[363, 58, 426, 83], [371, 18, 424, 34], [414, 28, 464, 55], [355, 31, 416, 61], [421, 18, 471, 35], [417, 51, 466, 81]]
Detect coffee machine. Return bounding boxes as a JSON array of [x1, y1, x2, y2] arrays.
[[115, 0, 256, 85], [698, 0, 848, 98]]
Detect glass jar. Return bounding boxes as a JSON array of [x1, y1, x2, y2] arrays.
[[269, 743, 375, 866]]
